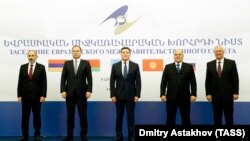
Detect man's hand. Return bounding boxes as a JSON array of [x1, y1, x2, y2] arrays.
[[86, 92, 91, 99], [61, 92, 67, 99], [40, 96, 45, 102], [18, 97, 22, 103], [206, 95, 212, 102], [160, 95, 167, 102], [111, 96, 116, 103], [190, 96, 197, 102]]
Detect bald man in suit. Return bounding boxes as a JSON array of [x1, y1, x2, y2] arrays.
[[160, 49, 197, 125]]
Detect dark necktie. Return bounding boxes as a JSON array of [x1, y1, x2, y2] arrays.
[[124, 61, 128, 79], [176, 63, 180, 73], [29, 64, 33, 80], [218, 62, 222, 78], [74, 60, 78, 74]]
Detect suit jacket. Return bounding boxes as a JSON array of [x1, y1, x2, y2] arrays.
[[61, 59, 92, 97], [17, 63, 47, 100], [205, 58, 239, 100], [110, 61, 141, 100], [160, 62, 197, 100]]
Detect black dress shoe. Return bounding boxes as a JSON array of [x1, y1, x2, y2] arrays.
[[81, 136, 88, 141], [34, 136, 41, 141], [114, 136, 123, 141], [62, 136, 73, 141], [128, 136, 135, 141], [18, 137, 29, 141]]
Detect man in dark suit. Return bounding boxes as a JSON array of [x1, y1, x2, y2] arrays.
[[160, 49, 197, 125], [205, 45, 239, 125], [17, 50, 47, 141], [110, 47, 141, 141], [61, 45, 92, 141]]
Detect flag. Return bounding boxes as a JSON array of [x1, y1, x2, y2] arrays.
[[111, 59, 120, 65], [110, 59, 120, 69], [189, 63, 196, 71], [88, 59, 100, 72], [48, 59, 66, 72], [184, 59, 196, 71], [143, 59, 163, 71], [48, 59, 100, 72]]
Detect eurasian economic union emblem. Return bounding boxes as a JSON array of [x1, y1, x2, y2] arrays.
[[100, 5, 139, 35]]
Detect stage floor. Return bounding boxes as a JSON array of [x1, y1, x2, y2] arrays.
[[0, 136, 120, 141]]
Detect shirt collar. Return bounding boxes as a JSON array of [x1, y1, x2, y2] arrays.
[[74, 59, 80, 62], [217, 58, 224, 63], [122, 60, 129, 64], [175, 62, 182, 66], [29, 62, 36, 66]]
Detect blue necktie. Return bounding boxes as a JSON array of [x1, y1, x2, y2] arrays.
[[176, 63, 180, 73], [124, 62, 128, 79]]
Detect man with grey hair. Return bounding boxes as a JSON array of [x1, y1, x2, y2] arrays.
[[205, 45, 239, 125], [17, 50, 47, 141]]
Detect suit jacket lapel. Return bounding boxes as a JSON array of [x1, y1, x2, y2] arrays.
[[32, 64, 39, 79], [212, 60, 220, 78], [24, 64, 29, 79], [221, 58, 228, 77], [69, 60, 76, 76], [75, 60, 82, 76], [179, 63, 183, 73], [76, 59, 84, 76], [127, 61, 133, 78], [171, 63, 178, 74], [117, 61, 124, 79], [117, 61, 126, 79]]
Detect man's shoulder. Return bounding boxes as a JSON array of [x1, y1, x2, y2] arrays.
[[80, 59, 87, 62], [165, 62, 175, 67], [21, 63, 28, 67], [113, 61, 121, 66], [224, 58, 235, 63], [207, 60, 216, 65], [36, 62, 45, 67], [182, 62, 190, 65], [64, 60, 72, 64], [129, 60, 138, 65], [80, 59, 91, 64], [35, 63, 46, 70], [20, 63, 28, 70], [182, 62, 193, 68]]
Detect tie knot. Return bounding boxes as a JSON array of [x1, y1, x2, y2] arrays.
[[218, 62, 221, 64], [177, 63, 180, 66], [30, 64, 33, 67]]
